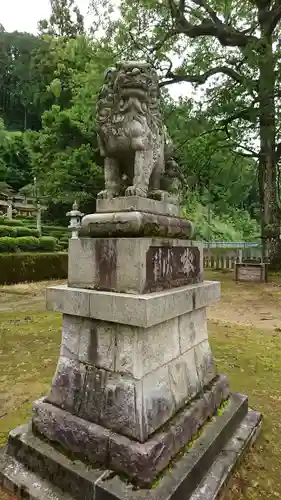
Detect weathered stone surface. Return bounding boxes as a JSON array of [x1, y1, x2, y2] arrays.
[[80, 212, 193, 239], [145, 244, 200, 292], [142, 364, 175, 436], [30, 375, 230, 488], [47, 281, 220, 327], [95, 62, 181, 201], [59, 315, 117, 371], [195, 340, 217, 387], [194, 281, 221, 310], [190, 410, 262, 500], [60, 314, 85, 360], [68, 238, 202, 294], [0, 451, 72, 500], [96, 196, 181, 217], [46, 356, 86, 414], [168, 349, 200, 410], [0, 404, 261, 500], [61, 316, 181, 379], [115, 318, 180, 379], [6, 424, 103, 500], [32, 401, 110, 465], [43, 346, 217, 443], [78, 320, 116, 370], [55, 313, 212, 382], [98, 372, 143, 441], [179, 308, 207, 354], [97, 407, 261, 499], [46, 286, 90, 317]]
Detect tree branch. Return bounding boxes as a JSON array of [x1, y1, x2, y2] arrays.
[[191, 0, 222, 25], [267, 0, 281, 34], [222, 104, 260, 125], [160, 65, 256, 89], [224, 124, 259, 157], [168, 0, 258, 48], [174, 125, 226, 152], [276, 141, 281, 162]]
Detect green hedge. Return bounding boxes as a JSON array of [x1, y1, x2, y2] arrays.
[[0, 237, 17, 252], [16, 227, 40, 237], [0, 217, 24, 227], [0, 226, 17, 237], [0, 225, 39, 237], [0, 236, 57, 252], [17, 236, 40, 251], [39, 236, 57, 252], [0, 252, 68, 285]]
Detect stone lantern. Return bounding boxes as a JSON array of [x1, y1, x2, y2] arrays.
[[66, 201, 84, 239]]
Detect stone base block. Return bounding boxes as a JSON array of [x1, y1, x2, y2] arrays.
[[0, 401, 261, 500], [43, 327, 217, 441], [80, 212, 193, 240], [96, 196, 181, 217], [31, 375, 230, 485], [68, 237, 201, 294], [46, 281, 220, 327]]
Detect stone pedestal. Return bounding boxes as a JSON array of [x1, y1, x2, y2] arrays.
[[0, 197, 261, 500]]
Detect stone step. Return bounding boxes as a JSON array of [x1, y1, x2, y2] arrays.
[[0, 393, 261, 500], [0, 451, 70, 500], [96, 407, 261, 500], [3, 424, 103, 500], [190, 409, 262, 499]]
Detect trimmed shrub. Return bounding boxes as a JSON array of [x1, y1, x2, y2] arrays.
[[16, 227, 40, 237], [39, 236, 57, 252], [16, 236, 40, 252], [0, 225, 17, 237], [42, 225, 67, 231], [0, 225, 40, 238], [0, 237, 17, 252], [15, 215, 34, 221], [0, 217, 24, 227], [0, 253, 68, 285]]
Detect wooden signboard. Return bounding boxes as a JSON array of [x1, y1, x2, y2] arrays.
[[234, 262, 268, 283]]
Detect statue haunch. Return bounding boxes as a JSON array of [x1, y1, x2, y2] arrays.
[[96, 61, 179, 200]]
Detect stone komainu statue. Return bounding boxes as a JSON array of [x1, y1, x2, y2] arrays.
[[96, 61, 181, 201]]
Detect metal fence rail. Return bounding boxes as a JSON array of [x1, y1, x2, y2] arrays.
[[202, 241, 260, 249], [203, 242, 262, 270]]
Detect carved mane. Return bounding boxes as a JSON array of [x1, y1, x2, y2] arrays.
[[96, 61, 163, 144]]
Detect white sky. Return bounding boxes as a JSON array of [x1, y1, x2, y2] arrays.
[[0, 0, 193, 100], [1, 0, 89, 33]]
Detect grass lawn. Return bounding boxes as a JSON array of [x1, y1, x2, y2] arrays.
[[1, 274, 281, 499]]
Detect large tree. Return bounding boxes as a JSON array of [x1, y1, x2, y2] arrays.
[[108, 0, 281, 265], [30, 36, 114, 208], [39, 0, 84, 38], [0, 30, 43, 130]]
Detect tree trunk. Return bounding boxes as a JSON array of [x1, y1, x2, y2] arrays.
[[258, 13, 280, 268]]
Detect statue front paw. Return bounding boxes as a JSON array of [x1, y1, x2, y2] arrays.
[[97, 189, 111, 200], [149, 189, 169, 201], [125, 185, 147, 197], [97, 189, 118, 200]]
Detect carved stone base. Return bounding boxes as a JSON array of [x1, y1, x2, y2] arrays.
[[68, 237, 202, 293], [96, 196, 181, 217], [31, 374, 229, 487], [0, 401, 261, 500], [80, 212, 193, 239]]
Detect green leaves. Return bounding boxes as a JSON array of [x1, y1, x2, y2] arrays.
[[28, 37, 115, 206], [38, 0, 84, 38]]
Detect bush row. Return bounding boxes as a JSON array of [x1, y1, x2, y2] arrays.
[[0, 225, 39, 237], [0, 217, 24, 227], [0, 252, 68, 285], [0, 236, 57, 253]]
